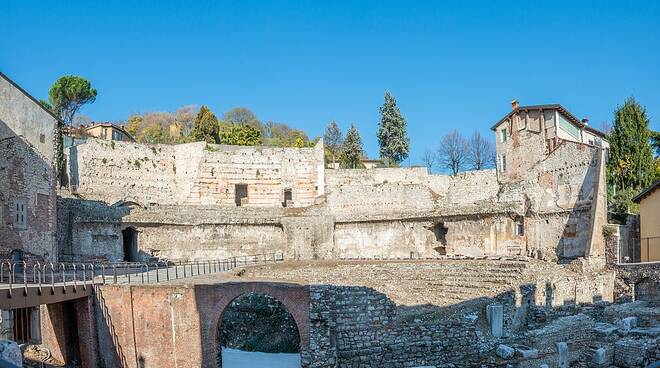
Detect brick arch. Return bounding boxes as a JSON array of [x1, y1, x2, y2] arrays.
[[194, 282, 310, 367]]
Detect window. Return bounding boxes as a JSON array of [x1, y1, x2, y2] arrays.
[[283, 189, 292, 207], [498, 154, 507, 173], [517, 115, 526, 130], [515, 221, 524, 236], [499, 128, 507, 143], [235, 184, 248, 206], [14, 200, 26, 229]]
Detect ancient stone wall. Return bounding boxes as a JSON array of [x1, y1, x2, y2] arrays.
[[57, 198, 128, 262], [66, 138, 324, 207], [307, 285, 484, 367], [0, 75, 58, 261]]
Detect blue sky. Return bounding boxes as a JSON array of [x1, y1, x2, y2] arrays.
[[2, 1, 659, 166]]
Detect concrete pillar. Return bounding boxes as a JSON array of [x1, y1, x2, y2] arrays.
[[556, 342, 568, 368], [486, 304, 503, 338]]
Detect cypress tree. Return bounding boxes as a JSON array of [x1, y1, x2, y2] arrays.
[[190, 106, 220, 144], [377, 91, 409, 165], [607, 97, 655, 192], [340, 124, 364, 169]]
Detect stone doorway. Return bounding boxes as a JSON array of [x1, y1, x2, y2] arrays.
[[122, 227, 138, 262], [217, 292, 301, 367]]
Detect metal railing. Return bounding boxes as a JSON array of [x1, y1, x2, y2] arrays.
[[0, 253, 283, 297], [621, 237, 660, 263]]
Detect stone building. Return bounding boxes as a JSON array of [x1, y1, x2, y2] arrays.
[[0, 72, 58, 261], [77, 122, 134, 142], [57, 101, 608, 265], [632, 179, 660, 261]]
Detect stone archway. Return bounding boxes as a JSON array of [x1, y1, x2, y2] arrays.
[[217, 292, 301, 367], [195, 282, 310, 368]]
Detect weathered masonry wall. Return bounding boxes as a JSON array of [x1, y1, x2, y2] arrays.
[[66, 138, 324, 207], [137, 224, 286, 261], [307, 285, 484, 367], [35, 260, 618, 367], [0, 73, 58, 261]]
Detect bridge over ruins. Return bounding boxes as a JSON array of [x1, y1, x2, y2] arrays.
[[32, 257, 644, 368]]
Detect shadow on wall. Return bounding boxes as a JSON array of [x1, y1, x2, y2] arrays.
[[57, 197, 138, 262], [68, 144, 79, 191], [93, 287, 130, 368], [543, 145, 604, 261], [193, 282, 310, 368], [216, 292, 301, 365]]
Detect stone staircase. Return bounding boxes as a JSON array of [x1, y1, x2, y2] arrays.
[[235, 259, 538, 307]]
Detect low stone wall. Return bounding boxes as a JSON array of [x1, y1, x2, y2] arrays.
[[308, 285, 484, 367], [612, 262, 660, 303]]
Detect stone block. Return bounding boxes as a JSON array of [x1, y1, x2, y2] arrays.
[[592, 347, 609, 366], [496, 344, 515, 359], [615, 316, 637, 331], [512, 345, 539, 359], [0, 340, 22, 367], [593, 322, 618, 337], [556, 342, 568, 368], [487, 304, 504, 338]]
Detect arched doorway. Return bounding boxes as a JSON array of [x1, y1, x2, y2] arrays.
[[122, 227, 138, 262], [217, 292, 301, 367]]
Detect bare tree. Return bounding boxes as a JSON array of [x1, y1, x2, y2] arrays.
[[324, 120, 343, 167], [421, 149, 437, 173], [468, 131, 496, 170], [437, 130, 468, 175]]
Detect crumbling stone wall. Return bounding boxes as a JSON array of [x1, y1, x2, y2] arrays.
[[0, 75, 58, 261], [58, 111, 607, 263], [612, 262, 660, 303], [66, 138, 324, 207], [57, 198, 128, 262], [307, 285, 484, 367]]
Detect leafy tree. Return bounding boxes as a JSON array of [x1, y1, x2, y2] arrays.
[[190, 106, 220, 144], [126, 114, 142, 137], [610, 188, 640, 214], [467, 131, 496, 170], [377, 91, 409, 166], [48, 75, 97, 186], [324, 121, 343, 167], [39, 99, 52, 110], [437, 130, 468, 175], [652, 130, 660, 157], [48, 76, 97, 125], [607, 97, 655, 193], [340, 124, 364, 169], [219, 123, 262, 146]]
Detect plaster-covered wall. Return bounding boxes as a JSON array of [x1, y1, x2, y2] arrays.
[[0, 74, 56, 160]]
